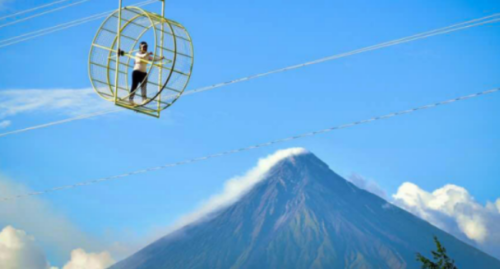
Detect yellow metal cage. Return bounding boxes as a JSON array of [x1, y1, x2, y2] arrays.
[[89, 2, 194, 118]]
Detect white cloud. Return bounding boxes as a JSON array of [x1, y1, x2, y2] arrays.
[[0, 120, 11, 129], [393, 182, 500, 257], [348, 173, 387, 199], [61, 249, 114, 269], [0, 226, 52, 269], [169, 148, 308, 231], [0, 175, 98, 259], [344, 174, 500, 259], [0, 226, 114, 269], [486, 198, 500, 213], [0, 88, 113, 122]]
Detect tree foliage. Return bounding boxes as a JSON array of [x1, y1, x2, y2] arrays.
[[416, 236, 458, 269]]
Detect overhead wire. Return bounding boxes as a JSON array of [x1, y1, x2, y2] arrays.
[[184, 15, 500, 96], [0, 109, 121, 138], [0, 0, 72, 21], [0, 0, 92, 29], [1, 87, 498, 201], [0, 13, 499, 138], [0, 11, 109, 47], [0, 0, 157, 48]]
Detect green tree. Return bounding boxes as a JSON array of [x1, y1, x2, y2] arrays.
[[416, 236, 458, 269]]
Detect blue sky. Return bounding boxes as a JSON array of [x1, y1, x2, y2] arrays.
[[0, 0, 499, 267]]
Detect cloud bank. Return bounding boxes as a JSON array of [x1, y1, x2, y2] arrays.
[[392, 182, 500, 258], [0, 175, 98, 260], [0, 120, 11, 129], [0, 226, 53, 269], [0, 88, 113, 127], [0, 88, 113, 117], [348, 173, 387, 199], [61, 248, 114, 269], [343, 171, 500, 259], [0, 226, 114, 269], [393, 183, 500, 243]]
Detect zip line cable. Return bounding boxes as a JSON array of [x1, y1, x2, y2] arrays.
[[184, 16, 500, 96], [1, 87, 498, 201], [0, 0, 72, 21], [0, 0, 157, 48], [0, 109, 121, 138], [0, 11, 110, 47], [0, 13, 498, 138], [2, 11, 498, 49], [0, 0, 92, 29]]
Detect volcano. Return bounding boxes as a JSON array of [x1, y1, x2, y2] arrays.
[[110, 150, 500, 269]]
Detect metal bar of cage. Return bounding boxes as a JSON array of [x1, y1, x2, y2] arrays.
[[158, 0, 165, 113], [114, 0, 123, 104], [90, 61, 127, 75]]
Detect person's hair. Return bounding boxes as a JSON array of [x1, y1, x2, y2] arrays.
[[140, 41, 148, 47]]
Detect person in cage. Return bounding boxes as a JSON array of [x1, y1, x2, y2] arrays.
[[126, 41, 164, 104]]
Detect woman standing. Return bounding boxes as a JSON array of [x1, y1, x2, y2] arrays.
[[128, 41, 164, 104]]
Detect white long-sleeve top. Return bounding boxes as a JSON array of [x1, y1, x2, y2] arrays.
[[133, 52, 153, 73]]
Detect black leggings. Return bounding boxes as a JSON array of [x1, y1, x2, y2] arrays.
[[130, 70, 148, 100]]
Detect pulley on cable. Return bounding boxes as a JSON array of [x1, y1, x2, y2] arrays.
[[88, 0, 194, 118]]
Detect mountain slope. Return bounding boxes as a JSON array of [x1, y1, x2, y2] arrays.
[[110, 152, 500, 269]]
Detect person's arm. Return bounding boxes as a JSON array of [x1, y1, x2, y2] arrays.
[[148, 52, 165, 62]]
